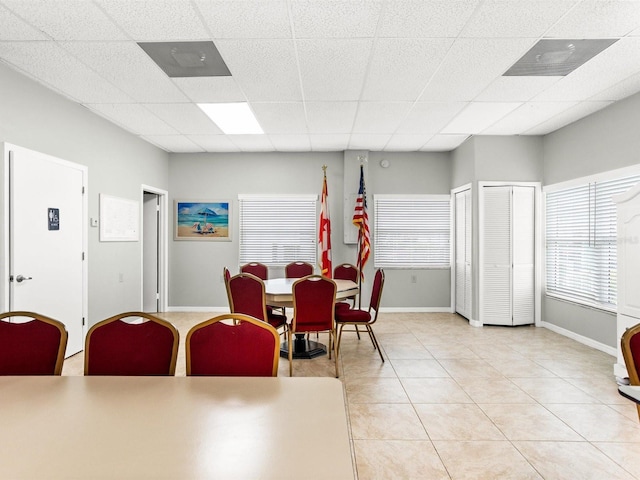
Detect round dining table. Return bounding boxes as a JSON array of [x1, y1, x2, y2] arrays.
[[263, 277, 358, 359]]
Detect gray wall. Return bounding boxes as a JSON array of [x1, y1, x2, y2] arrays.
[[541, 91, 640, 347], [168, 151, 453, 310], [0, 63, 169, 325]]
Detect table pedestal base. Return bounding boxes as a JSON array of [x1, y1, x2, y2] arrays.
[[280, 334, 327, 359]]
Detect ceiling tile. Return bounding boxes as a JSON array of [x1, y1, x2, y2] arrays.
[[144, 103, 222, 135], [396, 102, 468, 135], [3, 0, 127, 40], [290, 1, 382, 38], [589, 71, 640, 102], [0, 5, 49, 40], [481, 101, 577, 135], [305, 102, 358, 134], [352, 102, 413, 134], [195, 0, 291, 39], [419, 38, 537, 102], [0, 41, 132, 103], [545, 0, 640, 38], [362, 38, 452, 101], [378, 0, 480, 37], [474, 76, 562, 102], [171, 76, 246, 103], [524, 101, 613, 135], [250, 102, 308, 134], [309, 134, 350, 151], [229, 135, 275, 152], [88, 103, 178, 135], [349, 134, 391, 150], [60, 41, 189, 103], [296, 39, 373, 101], [216, 39, 302, 101], [96, 0, 209, 40], [384, 135, 431, 151], [142, 134, 204, 153], [188, 134, 241, 152], [268, 134, 312, 151], [442, 102, 522, 134], [421, 134, 469, 151], [460, 0, 578, 38]]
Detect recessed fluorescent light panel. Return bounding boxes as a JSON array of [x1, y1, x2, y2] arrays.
[[138, 41, 230, 78], [504, 39, 618, 76], [198, 103, 264, 135]]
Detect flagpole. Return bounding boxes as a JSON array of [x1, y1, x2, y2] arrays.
[[356, 156, 365, 309]]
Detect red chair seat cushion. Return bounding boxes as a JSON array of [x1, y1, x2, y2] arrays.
[[267, 311, 287, 329], [335, 308, 371, 323], [335, 302, 351, 311]]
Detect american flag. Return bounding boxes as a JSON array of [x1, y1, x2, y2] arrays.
[[318, 170, 332, 277], [352, 164, 370, 277]]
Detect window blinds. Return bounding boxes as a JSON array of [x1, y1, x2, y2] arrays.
[[238, 195, 317, 266], [545, 175, 640, 310], [374, 195, 450, 269]]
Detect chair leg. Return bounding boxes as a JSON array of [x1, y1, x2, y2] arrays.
[[288, 329, 293, 377], [367, 325, 384, 363], [355, 324, 361, 340], [336, 323, 344, 357], [332, 329, 339, 378]]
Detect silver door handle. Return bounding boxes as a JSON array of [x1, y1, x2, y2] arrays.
[[15, 275, 32, 283]]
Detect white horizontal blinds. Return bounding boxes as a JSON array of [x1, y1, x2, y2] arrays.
[[238, 195, 317, 266], [545, 175, 640, 309], [374, 195, 450, 268]]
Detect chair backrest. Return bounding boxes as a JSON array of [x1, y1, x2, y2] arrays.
[[622, 322, 640, 385], [85, 312, 179, 375], [291, 275, 336, 333], [240, 262, 268, 280], [285, 261, 314, 278], [223, 266, 231, 283], [0, 311, 68, 375], [334, 263, 358, 282], [186, 314, 279, 376], [369, 269, 385, 314], [227, 273, 268, 321]]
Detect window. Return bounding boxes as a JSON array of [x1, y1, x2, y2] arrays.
[[374, 195, 450, 269], [238, 195, 317, 266], [545, 174, 640, 310]]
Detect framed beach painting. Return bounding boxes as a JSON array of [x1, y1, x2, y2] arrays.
[[175, 200, 231, 241]]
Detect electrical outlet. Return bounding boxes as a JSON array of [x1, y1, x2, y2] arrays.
[[411, 275, 417, 284]]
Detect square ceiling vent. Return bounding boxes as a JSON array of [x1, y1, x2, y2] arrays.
[[138, 41, 231, 78], [503, 39, 618, 76]]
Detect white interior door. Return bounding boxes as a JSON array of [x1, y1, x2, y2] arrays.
[[9, 146, 86, 356], [455, 189, 471, 319], [512, 186, 535, 326], [143, 192, 159, 312]]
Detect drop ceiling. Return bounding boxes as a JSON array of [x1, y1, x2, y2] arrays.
[[1, 0, 639, 153]]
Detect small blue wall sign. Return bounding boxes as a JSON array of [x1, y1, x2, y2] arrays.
[[48, 208, 59, 231]]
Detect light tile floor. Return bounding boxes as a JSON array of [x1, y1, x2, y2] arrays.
[[62, 312, 640, 480]]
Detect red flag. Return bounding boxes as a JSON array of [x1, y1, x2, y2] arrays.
[[318, 170, 332, 277], [352, 165, 370, 278]]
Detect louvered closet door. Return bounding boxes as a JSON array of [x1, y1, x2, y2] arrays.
[[455, 189, 471, 319], [481, 186, 513, 325], [512, 187, 535, 325]]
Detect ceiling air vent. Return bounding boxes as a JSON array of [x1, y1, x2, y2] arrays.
[[138, 41, 231, 78], [503, 39, 618, 76]]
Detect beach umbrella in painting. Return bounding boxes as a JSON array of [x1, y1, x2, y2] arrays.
[[197, 207, 217, 229]]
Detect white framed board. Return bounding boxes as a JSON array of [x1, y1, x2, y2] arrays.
[[99, 194, 139, 242]]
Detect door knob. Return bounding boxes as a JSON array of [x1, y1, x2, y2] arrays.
[[15, 275, 32, 283]]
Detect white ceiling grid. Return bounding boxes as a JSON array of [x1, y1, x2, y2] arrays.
[[0, 0, 639, 153]]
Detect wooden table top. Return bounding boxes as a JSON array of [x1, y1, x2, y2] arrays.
[[263, 278, 358, 307], [0, 376, 355, 480]]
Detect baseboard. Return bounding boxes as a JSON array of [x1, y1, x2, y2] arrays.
[[378, 307, 452, 313], [540, 321, 616, 357], [166, 306, 229, 313]]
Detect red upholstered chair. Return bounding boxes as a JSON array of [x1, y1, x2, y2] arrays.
[[223, 266, 231, 284], [621, 323, 640, 420], [241, 262, 268, 280], [334, 263, 359, 307], [290, 275, 338, 377], [0, 311, 68, 375], [84, 312, 179, 375], [285, 261, 314, 278], [186, 313, 280, 376], [227, 273, 287, 334], [335, 269, 385, 363]]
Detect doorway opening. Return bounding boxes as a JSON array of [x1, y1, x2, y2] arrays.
[[141, 185, 168, 313]]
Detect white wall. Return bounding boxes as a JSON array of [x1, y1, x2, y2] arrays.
[[0, 63, 169, 325], [542, 92, 640, 348]]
